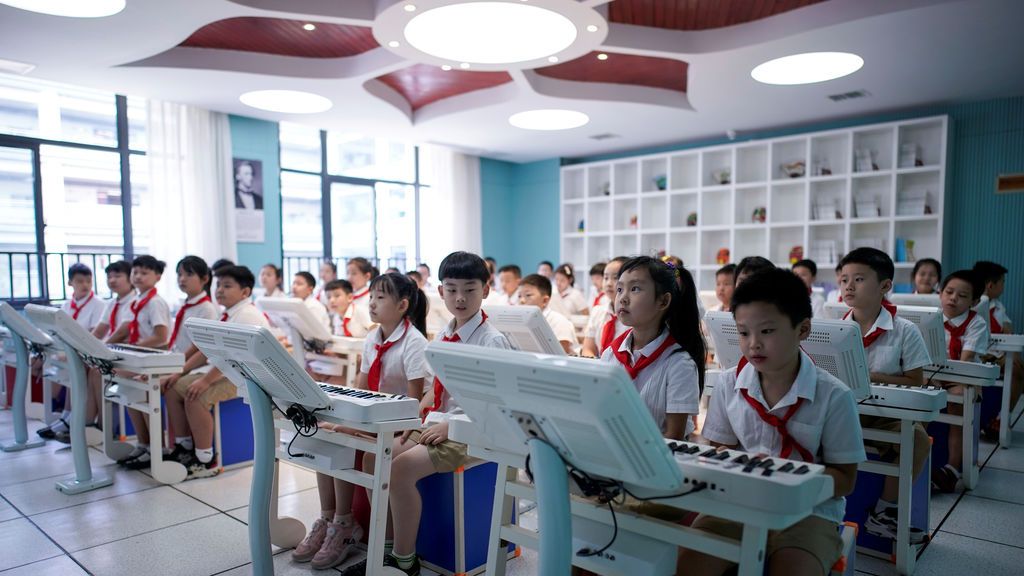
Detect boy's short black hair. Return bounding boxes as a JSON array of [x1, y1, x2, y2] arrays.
[[731, 268, 812, 326], [973, 261, 1008, 286], [406, 270, 422, 283], [538, 260, 554, 269], [716, 263, 737, 277], [941, 270, 983, 300], [211, 258, 235, 272], [132, 255, 166, 274], [68, 262, 93, 280], [792, 259, 817, 277], [589, 262, 606, 276], [835, 261, 844, 273], [105, 260, 132, 276], [294, 271, 316, 289], [439, 251, 490, 284], [734, 256, 774, 281], [520, 274, 552, 297], [498, 264, 522, 278], [839, 247, 894, 282], [215, 265, 255, 291], [324, 279, 353, 294]]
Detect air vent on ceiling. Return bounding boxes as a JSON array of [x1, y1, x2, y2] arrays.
[[828, 90, 871, 102], [589, 133, 620, 141]]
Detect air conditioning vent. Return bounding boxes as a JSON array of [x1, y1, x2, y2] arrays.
[[589, 133, 620, 141], [828, 90, 871, 102]]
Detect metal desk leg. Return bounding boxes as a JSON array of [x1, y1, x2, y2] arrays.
[[248, 380, 276, 576], [528, 440, 572, 576], [962, 387, 978, 490], [145, 375, 186, 485], [1, 333, 44, 451], [736, 524, 769, 576], [486, 464, 516, 576], [895, 420, 916, 575], [1000, 351, 1016, 448], [102, 385, 134, 461], [54, 341, 112, 495]]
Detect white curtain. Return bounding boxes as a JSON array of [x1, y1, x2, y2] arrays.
[[419, 146, 482, 272], [143, 101, 235, 298]]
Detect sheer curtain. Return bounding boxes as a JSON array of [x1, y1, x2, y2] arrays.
[[419, 146, 482, 272], [143, 101, 235, 298]]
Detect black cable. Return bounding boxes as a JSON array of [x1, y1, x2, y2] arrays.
[[577, 500, 618, 558], [925, 365, 946, 387]]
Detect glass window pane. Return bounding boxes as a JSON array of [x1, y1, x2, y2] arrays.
[[330, 182, 375, 259], [417, 145, 433, 186], [327, 133, 414, 182], [127, 95, 147, 151], [280, 122, 321, 172], [282, 171, 323, 257], [130, 154, 151, 255], [40, 145, 124, 253], [375, 182, 415, 272], [0, 76, 117, 147], [0, 146, 38, 252]]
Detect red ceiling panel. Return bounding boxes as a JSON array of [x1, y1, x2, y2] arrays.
[[376, 65, 513, 111], [181, 17, 377, 58], [535, 52, 688, 94], [609, 0, 826, 31]]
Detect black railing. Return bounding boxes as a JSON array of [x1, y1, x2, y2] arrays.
[[0, 251, 124, 307], [281, 255, 413, 290]]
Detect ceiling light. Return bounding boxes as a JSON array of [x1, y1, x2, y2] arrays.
[[586, 24, 598, 32], [0, 0, 125, 17], [596, 53, 608, 61], [509, 109, 589, 131], [0, 57, 35, 75], [239, 90, 333, 114], [404, 2, 577, 65], [388, 41, 400, 48], [548, 56, 559, 63], [459, 62, 470, 69], [303, 23, 316, 31], [441, 65, 452, 71], [751, 52, 864, 85], [404, 4, 416, 11]]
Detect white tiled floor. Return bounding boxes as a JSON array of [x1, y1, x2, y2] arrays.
[[1, 409, 1022, 575]]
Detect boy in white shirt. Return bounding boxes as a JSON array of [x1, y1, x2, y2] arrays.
[[491, 264, 522, 306], [838, 248, 932, 543], [316, 261, 337, 307], [292, 271, 331, 332], [416, 262, 433, 290], [325, 279, 371, 338], [713, 264, 736, 312], [974, 260, 1022, 438], [161, 265, 270, 478], [518, 274, 578, 354], [61, 263, 104, 331], [683, 268, 864, 576], [536, 260, 554, 280], [793, 259, 826, 319], [933, 269, 989, 492]]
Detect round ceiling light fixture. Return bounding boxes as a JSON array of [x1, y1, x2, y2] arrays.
[[0, 0, 126, 17], [751, 52, 864, 85], [509, 109, 589, 131], [374, 0, 608, 71], [239, 90, 333, 114]]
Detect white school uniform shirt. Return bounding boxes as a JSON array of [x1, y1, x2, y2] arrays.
[[350, 285, 371, 318], [943, 309, 989, 356], [130, 290, 171, 343], [584, 301, 628, 346], [426, 310, 511, 422], [60, 292, 105, 332], [193, 300, 270, 375], [542, 308, 579, 350], [334, 301, 373, 338], [600, 328, 700, 436], [980, 295, 1011, 333], [702, 352, 866, 524], [553, 287, 588, 317], [302, 295, 331, 333], [845, 307, 931, 375], [170, 292, 220, 353], [100, 292, 136, 337], [359, 320, 429, 397], [263, 287, 287, 299], [810, 290, 826, 319]]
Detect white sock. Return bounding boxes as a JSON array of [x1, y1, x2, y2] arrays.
[[875, 499, 896, 513], [333, 512, 353, 525], [50, 419, 69, 433], [175, 437, 194, 450], [321, 510, 334, 521], [195, 447, 214, 464]]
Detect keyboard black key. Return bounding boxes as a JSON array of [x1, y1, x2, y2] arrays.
[[686, 445, 701, 455], [794, 465, 810, 475], [700, 449, 718, 458], [748, 457, 762, 467], [667, 441, 679, 451], [713, 451, 730, 460], [778, 462, 795, 473], [732, 454, 749, 464], [742, 463, 757, 473], [759, 459, 774, 468], [761, 468, 773, 477]]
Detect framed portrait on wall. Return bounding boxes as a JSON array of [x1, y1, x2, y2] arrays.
[[234, 157, 265, 243]]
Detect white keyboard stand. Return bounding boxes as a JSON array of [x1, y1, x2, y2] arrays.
[[257, 297, 362, 387], [0, 304, 49, 452], [185, 318, 416, 576], [990, 334, 1023, 447]]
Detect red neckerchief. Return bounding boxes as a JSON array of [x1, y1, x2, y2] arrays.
[[592, 293, 604, 307], [431, 311, 488, 414], [128, 288, 158, 344], [342, 303, 354, 337], [843, 299, 898, 348], [168, 294, 212, 348], [599, 314, 618, 354], [368, 319, 410, 392], [108, 297, 123, 336], [220, 312, 229, 321], [70, 292, 94, 321], [945, 310, 977, 360], [735, 357, 814, 462], [990, 306, 1003, 334], [351, 287, 369, 301], [609, 329, 677, 380]]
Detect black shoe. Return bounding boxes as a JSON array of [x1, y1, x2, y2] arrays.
[[931, 465, 960, 494], [54, 430, 71, 444], [338, 559, 366, 576], [36, 426, 56, 439], [864, 507, 927, 544], [122, 450, 152, 470], [180, 451, 220, 480], [167, 443, 194, 464], [383, 554, 420, 576]]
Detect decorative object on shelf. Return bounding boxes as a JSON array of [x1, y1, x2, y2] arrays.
[[752, 206, 767, 223], [782, 161, 806, 178], [852, 237, 885, 251], [896, 189, 929, 216], [898, 143, 924, 168], [601, 181, 611, 196], [629, 214, 638, 228], [686, 212, 698, 227], [812, 157, 832, 176], [854, 194, 880, 218], [810, 241, 838, 266], [716, 248, 730, 265], [894, 237, 906, 262], [789, 245, 804, 264], [712, 169, 731, 185], [577, 219, 585, 233], [812, 199, 841, 221], [653, 174, 667, 191], [905, 239, 916, 262], [855, 148, 878, 172], [657, 249, 667, 258]]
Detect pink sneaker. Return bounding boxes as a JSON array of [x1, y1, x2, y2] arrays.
[[292, 517, 329, 563], [311, 520, 364, 570]]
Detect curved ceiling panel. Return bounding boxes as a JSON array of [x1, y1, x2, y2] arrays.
[[375, 65, 513, 111], [535, 52, 688, 94], [608, 0, 826, 31], [180, 17, 378, 58]]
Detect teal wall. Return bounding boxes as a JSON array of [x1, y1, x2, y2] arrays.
[[480, 96, 1024, 327], [229, 115, 281, 272]]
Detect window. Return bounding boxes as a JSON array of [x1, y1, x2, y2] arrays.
[[40, 145, 124, 252], [330, 182, 375, 259], [327, 133, 415, 182], [375, 182, 416, 271], [280, 122, 321, 173], [0, 146, 36, 253], [0, 75, 118, 147], [281, 171, 323, 257]]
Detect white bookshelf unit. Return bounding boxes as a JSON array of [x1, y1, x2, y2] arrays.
[[560, 116, 947, 291]]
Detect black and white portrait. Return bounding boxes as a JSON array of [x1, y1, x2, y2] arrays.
[[234, 158, 263, 210]]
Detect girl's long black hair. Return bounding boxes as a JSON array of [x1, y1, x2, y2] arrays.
[[369, 272, 427, 336]]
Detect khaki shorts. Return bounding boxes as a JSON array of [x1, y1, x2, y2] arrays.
[[860, 415, 931, 477], [692, 514, 842, 574], [407, 430, 469, 473], [172, 373, 236, 410]]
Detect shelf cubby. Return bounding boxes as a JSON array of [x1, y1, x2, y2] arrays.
[[810, 179, 847, 221], [641, 195, 668, 229], [769, 226, 805, 265], [641, 232, 667, 258], [810, 133, 850, 177], [701, 189, 731, 227], [770, 182, 807, 223], [701, 229, 731, 267], [735, 228, 769, 262], [736, 144, 769, 184], [669, 230, 699, 267], [563, 202, 585, 234], [772, 138, 809, 181], [587, 165, 610, 198], [735, 185, 768, 226], [613, 233, 638, 257], [702, 149, 733, 187], [851, 174, 893, 219], [669, 192, 699, 228], [670, 153, 699, 190], [641, 158, 669, 193], [852, 127, 895, 173], [613, 162, 638, 196]]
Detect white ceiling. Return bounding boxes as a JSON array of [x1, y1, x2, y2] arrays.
[[1, 0, 1022, 162]]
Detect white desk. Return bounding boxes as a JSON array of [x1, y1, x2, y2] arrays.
[[925, 361, 1000, 489], [990, 334, 1024, 447]]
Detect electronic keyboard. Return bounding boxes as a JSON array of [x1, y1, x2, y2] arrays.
[[663, 439, 834, 516], [327, 336, 363, 355], [314, 383, 419, 424], [101, 343, 185, 370], [925, 360, 1000, 381], [861, 383, 947, 413], [991, 333, 1024, 352]]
